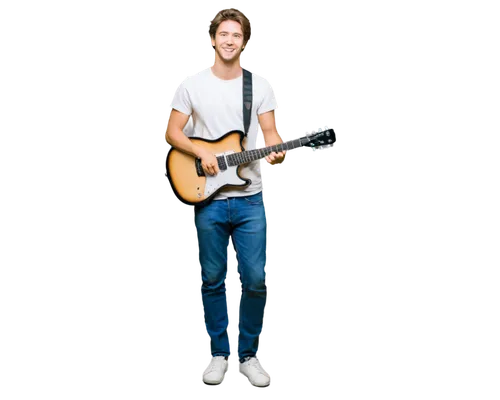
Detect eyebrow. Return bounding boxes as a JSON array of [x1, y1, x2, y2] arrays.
[[219, 31, 242, 35]]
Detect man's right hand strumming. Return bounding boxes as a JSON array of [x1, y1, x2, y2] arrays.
[[165, 109, 219, 177], [196, 147, 219, 176]]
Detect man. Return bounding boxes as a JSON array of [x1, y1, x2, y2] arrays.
[[165, 8, 285, 387]]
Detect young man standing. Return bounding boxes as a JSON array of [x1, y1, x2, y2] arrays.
[[165, 8, 285, 387]]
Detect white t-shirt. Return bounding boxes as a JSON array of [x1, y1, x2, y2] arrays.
[[170, 67, 277, 199]]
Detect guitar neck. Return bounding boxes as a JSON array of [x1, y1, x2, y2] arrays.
[[226, 138, 303, 167]]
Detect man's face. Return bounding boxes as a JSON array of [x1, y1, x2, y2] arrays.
[[211, 20, 245, 62]]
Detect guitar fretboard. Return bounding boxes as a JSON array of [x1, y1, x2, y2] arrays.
[[225, 139, 303, 166]]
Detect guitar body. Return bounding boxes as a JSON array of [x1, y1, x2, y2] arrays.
[[166, 130, 250, 205]]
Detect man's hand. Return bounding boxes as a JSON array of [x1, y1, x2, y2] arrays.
[[265, 150, 286, 165], [197, 147, 219, 176]]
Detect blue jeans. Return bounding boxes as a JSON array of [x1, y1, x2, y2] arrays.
[[194, 191, 267, 362]]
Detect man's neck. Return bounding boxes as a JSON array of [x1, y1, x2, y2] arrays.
[[211, 59, 242, 80]]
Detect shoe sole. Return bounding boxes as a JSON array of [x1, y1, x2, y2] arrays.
[[200, 369, 231, 387], [237, 371, 273, 390], [239, 371, 270, 387], [200, 381, 226, 388]]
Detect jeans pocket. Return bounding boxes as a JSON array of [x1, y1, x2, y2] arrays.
[[194, 206, 214, 232]]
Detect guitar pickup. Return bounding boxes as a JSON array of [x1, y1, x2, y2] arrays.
[[195, 158, 205, 177]]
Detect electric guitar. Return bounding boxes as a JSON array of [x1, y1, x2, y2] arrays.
[[165, 127, 336, 205]]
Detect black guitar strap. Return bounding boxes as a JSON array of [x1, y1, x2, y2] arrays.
[[242, 68, 252, 136]]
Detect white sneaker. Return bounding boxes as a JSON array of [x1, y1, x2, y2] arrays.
[[239, 357, 271, 387], [203, 356, 228, 385]]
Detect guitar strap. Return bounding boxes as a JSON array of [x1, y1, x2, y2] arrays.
[[242, 68, 252, 136]]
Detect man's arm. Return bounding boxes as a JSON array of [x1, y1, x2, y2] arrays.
[[165, 109, 219, 175], [258, 110, 286, 164], [165, 109, 198, 157]]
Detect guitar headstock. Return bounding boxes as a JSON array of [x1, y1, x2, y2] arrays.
[[301, 127, 336, 150]]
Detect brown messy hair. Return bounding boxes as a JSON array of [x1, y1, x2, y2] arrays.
[[209, 8, 251, 49]]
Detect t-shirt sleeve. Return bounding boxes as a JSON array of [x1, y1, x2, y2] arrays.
[[257, 80, 277, 115], [170, 81, 192, 116]]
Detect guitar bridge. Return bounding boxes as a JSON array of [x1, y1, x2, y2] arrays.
[[195, 158, 205, 177]]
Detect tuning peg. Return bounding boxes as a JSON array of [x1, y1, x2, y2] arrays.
[[312, 147, 317, 151], [324, 126, 329, 130]]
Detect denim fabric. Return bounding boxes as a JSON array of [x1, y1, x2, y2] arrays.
[[194, 192, 270, 360]]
